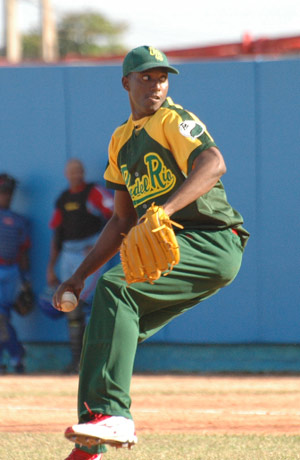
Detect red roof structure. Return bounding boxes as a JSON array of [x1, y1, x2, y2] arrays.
[[1, 33, 300, 66]]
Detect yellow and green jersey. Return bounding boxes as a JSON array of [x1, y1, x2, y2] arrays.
[[104, 97, 248, 241]]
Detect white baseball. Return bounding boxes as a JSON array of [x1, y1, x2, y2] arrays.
[[61, 291, 78, 312]]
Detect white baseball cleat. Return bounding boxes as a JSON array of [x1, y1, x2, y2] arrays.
[[65, 414, 138, 449]]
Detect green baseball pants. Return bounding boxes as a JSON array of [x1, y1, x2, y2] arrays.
[[76, 228, 244, 453]]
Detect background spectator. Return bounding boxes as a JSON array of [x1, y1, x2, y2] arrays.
[[46, 159, 116, 373], [0, 173, 32, 374]]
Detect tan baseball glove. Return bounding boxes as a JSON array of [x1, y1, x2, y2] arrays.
[[120, 203, 183, 284]]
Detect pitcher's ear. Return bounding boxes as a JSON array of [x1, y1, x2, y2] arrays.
[[122, 76, 130, 91]]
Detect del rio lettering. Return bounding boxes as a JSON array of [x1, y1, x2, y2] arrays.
[[121, 153, 176, 207]]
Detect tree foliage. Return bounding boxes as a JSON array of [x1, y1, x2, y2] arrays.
[[58, 11, 128, 57], [21, 11, 128, 59], [22, 32, 41, 59]]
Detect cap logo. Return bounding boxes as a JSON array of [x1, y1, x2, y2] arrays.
[[149, 46, 164, 62]]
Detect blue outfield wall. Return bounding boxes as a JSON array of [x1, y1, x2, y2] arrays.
[[0, 58, 299, 355]]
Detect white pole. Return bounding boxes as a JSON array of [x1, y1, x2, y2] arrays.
[[6, 0, 21, 63], [41, 0, 58, 62]]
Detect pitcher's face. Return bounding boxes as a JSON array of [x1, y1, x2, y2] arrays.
[[122, 68, 169, 120]]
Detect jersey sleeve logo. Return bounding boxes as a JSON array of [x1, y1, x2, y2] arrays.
[[179, 120, 205, 139]]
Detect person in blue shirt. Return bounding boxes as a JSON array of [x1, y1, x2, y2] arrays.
[[0, 173, 31, 374]]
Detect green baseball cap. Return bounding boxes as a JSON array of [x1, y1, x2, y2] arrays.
[[122, 45, 179, 77]]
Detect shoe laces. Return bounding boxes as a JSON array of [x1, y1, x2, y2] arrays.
[[84, 402, 111, 424]]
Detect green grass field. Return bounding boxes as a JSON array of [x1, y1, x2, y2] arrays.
[[1, 433, 300, 460], [1, 374, 300, 460]]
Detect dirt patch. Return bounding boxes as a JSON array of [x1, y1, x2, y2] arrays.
[[0, 374, 299, 434]]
